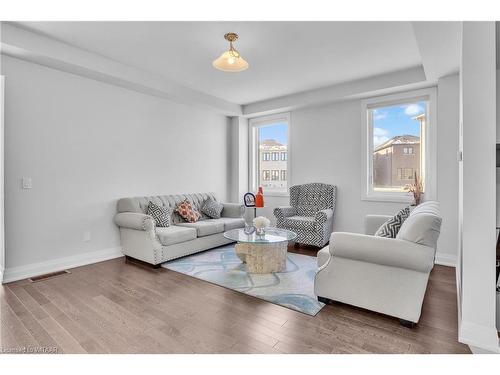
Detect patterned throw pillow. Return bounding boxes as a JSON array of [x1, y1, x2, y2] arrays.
[[201, 198, 224, 219], [175, 200, 201, 223], [375, 206, 411, 238], [146, 201, 172, 227]]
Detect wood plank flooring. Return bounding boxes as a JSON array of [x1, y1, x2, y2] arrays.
[[0, 246, 471, 354]]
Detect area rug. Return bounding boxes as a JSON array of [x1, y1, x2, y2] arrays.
[[162, 245, 325, 316]]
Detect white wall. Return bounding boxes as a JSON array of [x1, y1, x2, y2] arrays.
[[256, 77, 459, 264], [436, 74, 460, 265], [229, 116, 248, 204], [458, 22, 499, 353], [2, 55, 229, 272], [496, 70, 500, 225]]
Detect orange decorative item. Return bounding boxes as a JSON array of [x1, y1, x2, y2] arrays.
[[255, 187, 264, 208]]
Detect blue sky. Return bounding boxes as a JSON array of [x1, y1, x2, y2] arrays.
[[372, 101, 425, 146], [259, 122, 287, 144]]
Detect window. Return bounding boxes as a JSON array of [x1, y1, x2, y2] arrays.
[[361, 88, 436, 202], [249, 113, 290, 195], [403, 147, 413, 155], [397, 168, 414, 180]]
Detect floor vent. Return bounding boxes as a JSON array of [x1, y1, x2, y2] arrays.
[[29, 270, 71, 282]]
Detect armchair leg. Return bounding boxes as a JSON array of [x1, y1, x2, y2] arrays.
[[399, 319, 416, 328], [317, 296, 330, 304]]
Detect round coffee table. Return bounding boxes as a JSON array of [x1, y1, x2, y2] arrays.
[[223, 227, 297, 274]]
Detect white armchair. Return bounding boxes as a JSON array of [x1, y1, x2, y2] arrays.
[[314, 201, 442, 327]]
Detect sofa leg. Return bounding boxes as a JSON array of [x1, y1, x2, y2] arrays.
[[317, 296, 330, 304], [399, 319, 416, 328]]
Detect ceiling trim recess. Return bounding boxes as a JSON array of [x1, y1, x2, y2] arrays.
[[0, 23, 242, 116], [242, 66, 429, 117], [1, 22, 455, 118], [411, 21, 461, 82]]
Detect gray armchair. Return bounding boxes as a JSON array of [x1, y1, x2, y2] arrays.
[[274, 183, 337, 247]]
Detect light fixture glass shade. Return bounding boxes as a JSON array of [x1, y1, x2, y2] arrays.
[[212, 50, 249, 72]]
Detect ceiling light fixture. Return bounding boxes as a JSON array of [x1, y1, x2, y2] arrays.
[[212, 32, 249, 72]]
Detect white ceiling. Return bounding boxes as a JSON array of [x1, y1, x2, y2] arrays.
[[15, 21, 425, 104]]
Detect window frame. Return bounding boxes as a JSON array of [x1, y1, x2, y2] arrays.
[[361, 88, 437, 203], [249, 112, 291, 197]]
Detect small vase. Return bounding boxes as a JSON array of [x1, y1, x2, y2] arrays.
[[256, 227, 266, 236], [255, 187, 264, 208]]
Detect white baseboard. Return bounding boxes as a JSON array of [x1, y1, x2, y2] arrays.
[[434, 252, 457, 267], [460, 320, 500, 353], [2, 246, 123, 284]]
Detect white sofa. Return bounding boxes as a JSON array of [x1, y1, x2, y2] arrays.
[[114, 192, 245, 267], [314, 201, 442, 326]]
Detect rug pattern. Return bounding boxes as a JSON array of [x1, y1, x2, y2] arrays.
[[162, 245, 324, 316]]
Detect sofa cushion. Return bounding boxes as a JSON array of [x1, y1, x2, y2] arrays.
[[218, 217, 245, 231], [146, 201, 172, 227], [201, 198, 224, 219], [283, 215, 316, 231], [117, 192, 217, 220], [396, 201, 442, 249], [176, 220, 225, 237], [374, 207, 410, 238], [175, 200, 201, 223], [156, 226, 197, 246]]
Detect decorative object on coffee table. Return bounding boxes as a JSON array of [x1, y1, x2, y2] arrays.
[[243, 192, 256, 207], [253, 216, 270, 236], [224, 227, 297, 274], [243, 225, 256, 235], [255, 186, 264, 207]]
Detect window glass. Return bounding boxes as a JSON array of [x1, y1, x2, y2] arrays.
[[370, 101, 426, 192], [253, 121, 289, 193]]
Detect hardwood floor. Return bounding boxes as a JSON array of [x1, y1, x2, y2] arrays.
[[0, 246, 471, 354]]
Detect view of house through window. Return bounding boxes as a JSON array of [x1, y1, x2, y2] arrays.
[[370, 100, 426, 192], [255, 121, 288, 193]]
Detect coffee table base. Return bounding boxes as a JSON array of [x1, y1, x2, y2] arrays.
[[235, 242, 288, 274]]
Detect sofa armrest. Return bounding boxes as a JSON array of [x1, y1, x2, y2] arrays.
[[274, 206, 297, 220], [315, 209, 333, 224], [114, 212, 155, 232], [329, 232, 435, 273], [221, 203, 245, 218], [364, 215, 392, 235]]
